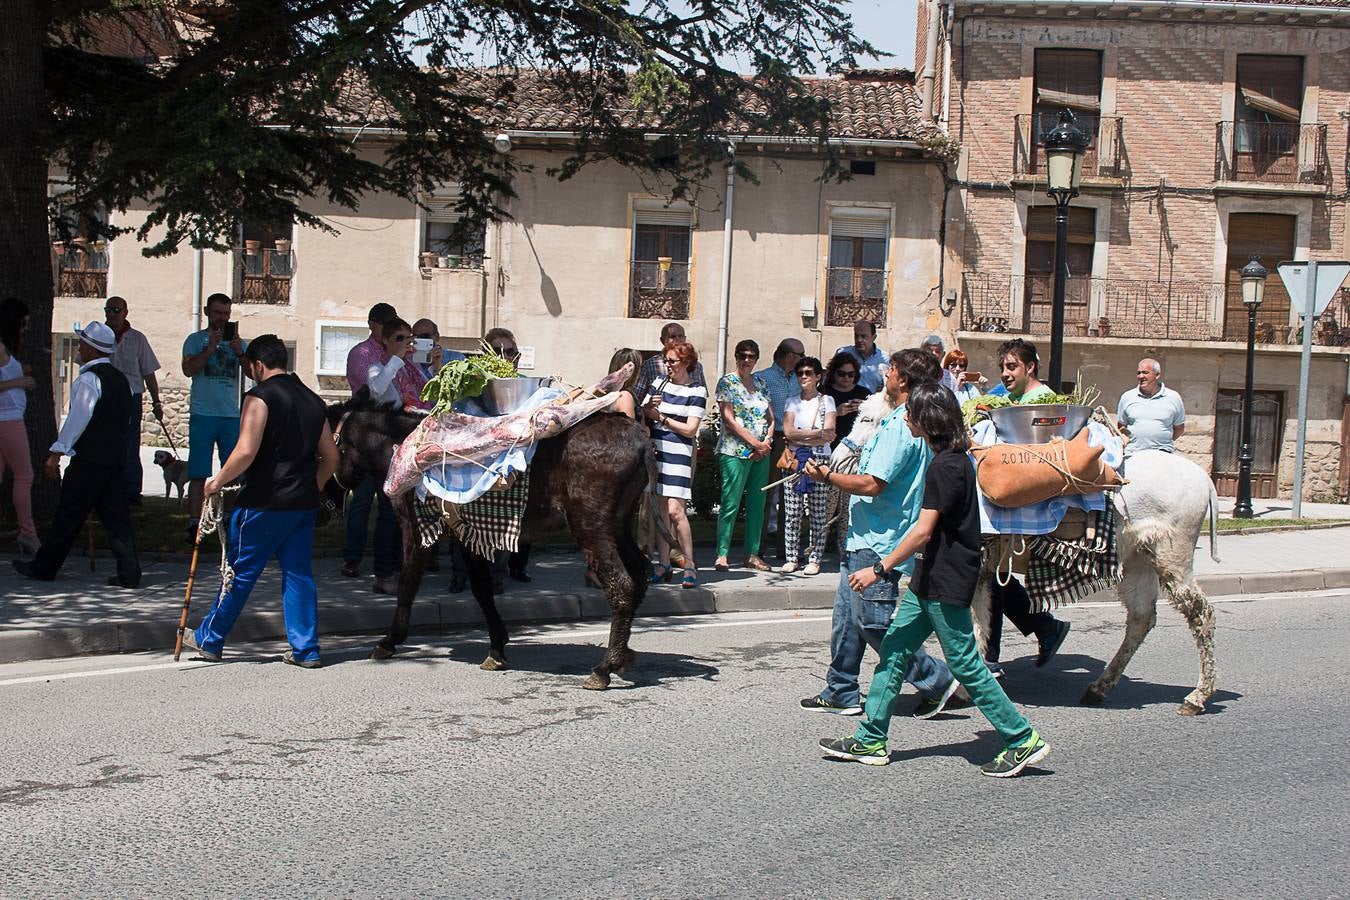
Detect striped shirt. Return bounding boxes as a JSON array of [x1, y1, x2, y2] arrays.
[[754, 363, 800, 434], [645, 381, 707, 500]]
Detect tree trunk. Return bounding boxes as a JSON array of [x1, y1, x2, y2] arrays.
[[0, 0, 61, 519]]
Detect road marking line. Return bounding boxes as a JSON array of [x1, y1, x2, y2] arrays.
[[0, 660, 212, 687]]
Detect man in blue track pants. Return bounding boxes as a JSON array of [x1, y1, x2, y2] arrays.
[[182, 334, 338, 667]]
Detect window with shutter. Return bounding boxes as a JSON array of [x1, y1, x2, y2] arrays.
[[421, 186, 487, 268], [1233, 56, 1304, 171], [629, 201, 693, 319], [238, 220, 294, 304], [826, 208, 890, 326]]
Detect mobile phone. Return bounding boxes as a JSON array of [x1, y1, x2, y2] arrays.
[[222, 322, 237, 341]]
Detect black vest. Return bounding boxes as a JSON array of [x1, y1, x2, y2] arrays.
[[236, 373, 327, 510], [73, 361, 134, 469]]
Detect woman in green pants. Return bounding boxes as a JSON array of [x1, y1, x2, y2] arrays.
[[713, 339, 774, 572], [817, 382, 1050, 778]]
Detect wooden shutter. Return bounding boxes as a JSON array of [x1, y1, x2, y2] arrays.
[[1236, 56, 1303, 122], [1035, 50, 1102, 112]]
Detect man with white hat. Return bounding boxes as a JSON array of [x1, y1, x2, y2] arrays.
[[12, 321, 141, 587]]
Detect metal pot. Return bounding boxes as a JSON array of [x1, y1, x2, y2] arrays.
[[479, 376, 546, 416], [987, 403, 1093, 444]]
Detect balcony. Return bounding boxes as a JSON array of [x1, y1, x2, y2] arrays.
[[53, 242, 108, 298], [825, 266, 887, 327], [1214, 121, 1329, 185], [629, 259, 690, 319], [238, 246, 293, 304], [1014, 113, 1125, 180], [960, 272, 1350, 347]]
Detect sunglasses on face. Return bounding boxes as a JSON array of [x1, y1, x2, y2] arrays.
[[104, 306, 125, 313], [949, 363, 967, 369], [664, 357, 682, 365], [836, 370, 858, 379], [736, 353, 758, 361], [797, 370, 818, 378], [491, 345, 521, 358], [390, 334, 411, 343], [414, 332, 436, 340]]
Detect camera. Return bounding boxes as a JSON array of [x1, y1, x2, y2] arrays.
[[222, 322, 237, 342]]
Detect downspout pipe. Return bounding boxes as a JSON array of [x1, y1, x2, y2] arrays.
[[191, 229, 203, 333], [921, 0, 941, 120], [716, 142, 736, 382]]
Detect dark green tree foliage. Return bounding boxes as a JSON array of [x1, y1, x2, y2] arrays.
[[0, 0, 871, 512]]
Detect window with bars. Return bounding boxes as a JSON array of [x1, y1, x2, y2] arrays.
[[49, 196, 110, 298], [421, 187, 486, 268], [1234, 55, 1304, 160], [826, 207, 890, 326], [629, 201, 693, 319], [239, 220, 294, 304]]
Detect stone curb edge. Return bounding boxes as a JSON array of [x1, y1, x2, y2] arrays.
[[2, 566, 1347, 667]]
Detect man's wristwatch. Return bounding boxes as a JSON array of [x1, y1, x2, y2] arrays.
[[872, 561, 889, 581]]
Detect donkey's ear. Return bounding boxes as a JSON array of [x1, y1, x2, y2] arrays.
[[354, 385, 373, 404]]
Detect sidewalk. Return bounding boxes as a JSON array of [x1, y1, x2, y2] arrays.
[[2, 526, 1348, 665]]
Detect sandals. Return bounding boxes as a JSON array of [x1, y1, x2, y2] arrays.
[[714, 557, 730, 572], [649, 564, 673, 584], [681, 570, 698, 589], [744, 556, 772, 572]]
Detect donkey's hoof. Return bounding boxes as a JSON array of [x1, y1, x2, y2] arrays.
[[369, 644, 395, 660], [1177, 701, 1205, 717], [480, 655, 507, 671], [582, 671, 611, 691], [1079, 687, 1105, 705]]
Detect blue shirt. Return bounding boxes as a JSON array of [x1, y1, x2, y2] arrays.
[[1117, 383, 1185, 456], [754, 362, 800, 433], [182, 330, 248, 417], [835, 344, 890, 394], [846, 403, 933, 569]]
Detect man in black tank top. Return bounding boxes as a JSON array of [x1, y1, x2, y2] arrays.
[[181, 335, 338, 667], [13, 322, 141, 586]]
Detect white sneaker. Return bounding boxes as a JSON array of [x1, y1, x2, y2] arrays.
[[802, 562, 821, 576], [779, 561, 799, 574]]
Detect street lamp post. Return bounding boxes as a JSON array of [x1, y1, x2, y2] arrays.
[[1233, 255, 1267, 519], [1041, 109, 1091, 389]]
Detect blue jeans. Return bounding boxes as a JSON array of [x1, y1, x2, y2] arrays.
[[342, 474, 400, 577], [194, 507, 320, 661], [820, 548, 951, 707]]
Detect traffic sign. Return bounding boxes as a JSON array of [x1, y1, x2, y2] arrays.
[[1277, 260, 1350, 316]]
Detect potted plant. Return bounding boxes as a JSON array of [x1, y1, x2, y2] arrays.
[[419, 251, 438, 269], [1097, 316, 1111, 337], [92, 238, 106, 253], [273, 238, 291, 254], [244, 239, 261, 256], [437, 255, 451, 268], [446, 254, 462, 269], [51, 240, 65, 255]]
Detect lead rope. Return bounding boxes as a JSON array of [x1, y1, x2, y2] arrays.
[[200, 486, 242, 598]]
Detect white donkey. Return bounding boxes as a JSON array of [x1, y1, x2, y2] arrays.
[[830, 392, 1220, 715]]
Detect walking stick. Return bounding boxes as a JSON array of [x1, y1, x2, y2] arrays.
[[173, 513, 207, 662]]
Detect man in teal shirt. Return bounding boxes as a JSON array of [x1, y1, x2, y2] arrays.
[[798, 349, 956, 718], [181, 292, 248, 538]]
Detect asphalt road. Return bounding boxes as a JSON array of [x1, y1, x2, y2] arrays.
[[1, 590, 1347, 897]]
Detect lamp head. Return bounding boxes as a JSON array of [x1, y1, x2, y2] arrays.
[[493, 133, 512, 154], [1042, 108, 1091, 197], [1240, 255, 1268, 308]]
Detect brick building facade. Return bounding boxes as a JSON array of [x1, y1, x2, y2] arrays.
[[922, 0, 1350, 501]]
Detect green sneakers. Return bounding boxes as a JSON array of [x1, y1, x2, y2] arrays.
[[818, 737, 889, 766], [980, 730, 1050, 778]]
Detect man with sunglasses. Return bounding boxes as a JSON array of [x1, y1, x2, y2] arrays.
[[411, 318, 464, 381], [105, 296, 162, 505]]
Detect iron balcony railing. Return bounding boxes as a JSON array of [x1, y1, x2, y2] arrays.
[[629, 259, 690, 319], [1214, 121, 1329, 185], [1013, 113, 1125, 179], [53, 244, 109, 298], [239, 247, 293, 304], [825, 266, 887, 327], [961, 272, 1350, 347]]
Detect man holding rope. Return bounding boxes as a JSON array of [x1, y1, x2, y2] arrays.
[[181, 335, 338, 667], [797, 349, 957, 718]]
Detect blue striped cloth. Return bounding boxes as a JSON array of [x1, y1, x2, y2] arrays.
[[973, 419, 1123, 536], [420, 386, 566, 505]]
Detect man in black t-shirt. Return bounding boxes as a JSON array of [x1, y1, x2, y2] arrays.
[[182, 335, 338, 667]]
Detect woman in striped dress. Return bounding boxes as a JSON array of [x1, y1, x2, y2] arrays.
[[642, 340, 706, 588]]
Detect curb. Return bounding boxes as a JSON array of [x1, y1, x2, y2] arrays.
[[2, 566, 1348, 667]]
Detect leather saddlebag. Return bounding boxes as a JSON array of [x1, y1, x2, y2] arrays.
[[972, 429, 1122, 509]]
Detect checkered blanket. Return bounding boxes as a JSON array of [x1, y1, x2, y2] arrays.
[[973, 419, 1122, 536], [413, 472, 531, 558], [1023, 496, 1123, 611]]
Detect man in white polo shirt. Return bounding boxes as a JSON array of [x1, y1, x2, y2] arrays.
[[1117, 358, 1185, 456]]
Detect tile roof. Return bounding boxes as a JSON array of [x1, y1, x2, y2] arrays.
[[327, 68, 937, 143]]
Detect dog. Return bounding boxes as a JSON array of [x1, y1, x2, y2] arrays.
[[154, 450, 190, 503]]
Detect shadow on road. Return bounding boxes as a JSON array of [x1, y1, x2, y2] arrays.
[[996, 653, 1243, 713]]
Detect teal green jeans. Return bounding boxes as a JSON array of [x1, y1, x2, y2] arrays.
[[716, 453, 770, 558], [854, 589, 1035, 749]]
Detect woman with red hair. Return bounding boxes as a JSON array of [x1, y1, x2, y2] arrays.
[[943, 349, 985, 405], [642, 340, 706, 587]]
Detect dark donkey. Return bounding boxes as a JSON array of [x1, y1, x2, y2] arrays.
[[326, 393, 654, 689]]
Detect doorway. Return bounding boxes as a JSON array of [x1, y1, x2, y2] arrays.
[[1212, 388, 1285, 498]]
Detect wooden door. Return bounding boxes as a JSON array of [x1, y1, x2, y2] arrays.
[[1212, 389, 1284, 498]]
